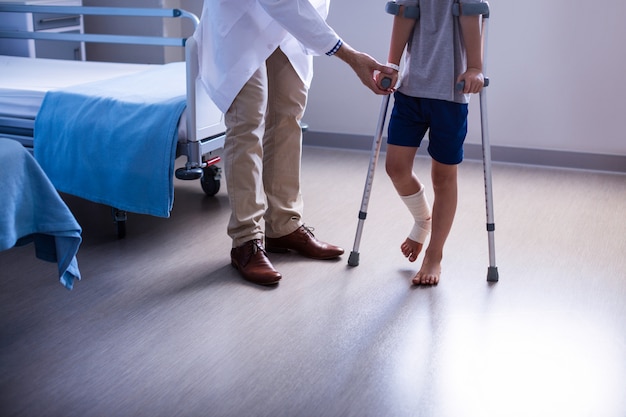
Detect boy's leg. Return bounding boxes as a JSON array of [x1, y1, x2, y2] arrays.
[[385, 144, 431, 262], [412, 98, 466, 285], [413, 159, 458, 285]]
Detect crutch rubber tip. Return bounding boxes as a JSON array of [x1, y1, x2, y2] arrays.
[[487, 266, 499, 282], [348, 252, 360, 267]]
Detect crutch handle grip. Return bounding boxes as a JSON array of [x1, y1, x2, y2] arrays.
[[381, 77, 393, 89], [455, 77, 490, 91]]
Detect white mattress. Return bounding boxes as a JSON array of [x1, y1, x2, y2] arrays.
[[0, 55, 152, 119], [0, 54, 226, 143]]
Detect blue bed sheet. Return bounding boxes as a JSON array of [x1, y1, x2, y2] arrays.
[[33, 62, 187, 218], [0, 138, 82, 289]]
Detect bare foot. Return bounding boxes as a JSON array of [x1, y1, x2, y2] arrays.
[[412, 255, 442, 285], [401, 238, 423, 263]]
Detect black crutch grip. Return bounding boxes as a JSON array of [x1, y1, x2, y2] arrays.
[[455, 77, 490, 91], [381, 77, 393, 89]]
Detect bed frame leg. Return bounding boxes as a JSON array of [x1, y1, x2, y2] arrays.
[[111, 208, 127, 239]]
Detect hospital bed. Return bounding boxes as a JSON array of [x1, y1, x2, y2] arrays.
[[0, 5, 226, 238]]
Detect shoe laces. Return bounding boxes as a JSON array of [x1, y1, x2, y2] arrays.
[[251, 239, 266, 255], [301, 225, 316, 238]]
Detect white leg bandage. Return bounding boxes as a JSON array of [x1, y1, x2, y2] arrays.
[[400, 186, 432, 244]]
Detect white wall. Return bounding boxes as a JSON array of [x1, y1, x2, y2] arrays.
[[306, 0, 626, 157]]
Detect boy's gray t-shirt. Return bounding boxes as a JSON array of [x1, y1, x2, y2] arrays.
[[396, 0, 482, 104]]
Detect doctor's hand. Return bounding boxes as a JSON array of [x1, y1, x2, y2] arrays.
[[334, 42, 394, 95]]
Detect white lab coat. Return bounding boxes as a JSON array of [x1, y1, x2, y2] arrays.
[[194, 0, 340, 113]]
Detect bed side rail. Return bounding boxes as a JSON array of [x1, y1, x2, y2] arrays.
[[0, 5, 198, 46]]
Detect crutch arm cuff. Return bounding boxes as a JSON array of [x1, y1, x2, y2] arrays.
[[385, 2, 420, 19], [452, 2, 490, 18]]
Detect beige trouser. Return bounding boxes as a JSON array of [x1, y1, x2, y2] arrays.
[[224, 48, 308, 248]]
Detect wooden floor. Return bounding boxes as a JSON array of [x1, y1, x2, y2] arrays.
[[1, 146, 625, 417]]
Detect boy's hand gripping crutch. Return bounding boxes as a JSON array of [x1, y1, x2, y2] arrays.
[[455, 1, 499, 282], [348, 78, 393, 267]]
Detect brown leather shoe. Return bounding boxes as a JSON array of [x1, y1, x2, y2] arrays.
[[265, 225, 344, 260], [231, 239, 281, 285]]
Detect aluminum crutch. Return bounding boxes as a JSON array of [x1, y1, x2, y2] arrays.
[[348, 78, 393, 267], [455, 1, 499, 282], [479, 8, 498, 282]]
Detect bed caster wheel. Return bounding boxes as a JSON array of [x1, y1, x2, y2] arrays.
[[116, 219, 126, 239], [175, 166, 203, 180], [111, 208, 127, 239], [201, 165, 221, 196]]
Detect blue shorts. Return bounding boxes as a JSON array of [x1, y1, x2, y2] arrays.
[[387, 92, 469, 165]]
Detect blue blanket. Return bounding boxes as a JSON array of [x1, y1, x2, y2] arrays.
[[34, 62, 187, 218], [0, 138, 82, 289]]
